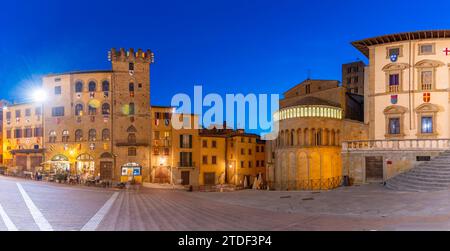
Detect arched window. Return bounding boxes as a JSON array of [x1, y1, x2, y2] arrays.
[[75, 129, 83, 141], [102, 80, 110, 92], [102, 129, 110, 141], [62, 130, 69, 142], [88, 129, 96, 141], [129, 103, 135, 115], [127, 125, 137, 133], [102, 103, 110, 115], [75, 103, 84, 116], [88, 81, 96, 92], [128, 133, 136, 144], [88, 104, 97, 115], [49, 130, 57, 143], [75, 81, 83, 93]]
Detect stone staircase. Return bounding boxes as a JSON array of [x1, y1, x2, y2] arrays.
[[386, 150, 450, 192]]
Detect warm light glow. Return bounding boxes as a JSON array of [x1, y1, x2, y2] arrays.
[[31, 89, 48, 103]]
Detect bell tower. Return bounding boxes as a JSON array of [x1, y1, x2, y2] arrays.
[[110, 48, 154, 182]]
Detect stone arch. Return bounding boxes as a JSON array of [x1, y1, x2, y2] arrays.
[[280, 131, 285, 147], [309, 151, 321, 189], [297, 128, 302, 146], [304, 128, 310, 146], [288, 152, 296, 190], [290, 129, 295, 146], [297, 151, 308, 189], [414, 59, 445, 68], [330, 129, 336, 146]]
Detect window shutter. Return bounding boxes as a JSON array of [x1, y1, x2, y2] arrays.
[[180, 135, 183, 148], [189, 135, 192, 148]]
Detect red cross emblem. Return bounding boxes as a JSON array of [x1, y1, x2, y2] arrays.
[[444, 48, 450, 56], [423, 93, 431, 103]]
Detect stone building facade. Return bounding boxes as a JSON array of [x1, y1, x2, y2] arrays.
[[266, 79, 368, 190], [343, 30, 450, 184], [40, 48, 154, 183]]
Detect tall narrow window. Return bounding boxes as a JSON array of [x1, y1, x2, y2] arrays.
[[88, 81, 96, 92], [129, 103, 135, 115], [88, 129, 96, 141], [88, 104, 97, 115], [129, 63, 134, 71], [102, 129, 110, 141], [102, 103, 110, 115], [49, 130, 57, 143], [75, 104, 83, 116], [75, 129, 83, 141], [421, 70, 432, 90], [128, 133, 136, 144], [421, 116, 433, 134], [305, 84, 311, 94], [102, 80, 110, 92], [389, 73, 400, 92], [389, 118, 401, 135], [75, 81, 83, 93], [62, 130, 69, 142]]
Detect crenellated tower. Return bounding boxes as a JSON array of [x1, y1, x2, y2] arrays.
[[110, 48, 154, 182]]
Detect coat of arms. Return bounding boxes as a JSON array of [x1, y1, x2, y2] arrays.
[[423, 92, 431, 103], [391, 95, 398, 104]]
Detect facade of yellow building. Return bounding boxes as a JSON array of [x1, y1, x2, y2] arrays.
[[2, 102, 44, 174], [267, 79, 368, 190], [343, 30, 450, 184]]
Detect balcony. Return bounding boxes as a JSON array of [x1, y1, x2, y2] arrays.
[[389, 85, 399, 93], [177, 162, 196, 168], [342, 139, 450, 152]]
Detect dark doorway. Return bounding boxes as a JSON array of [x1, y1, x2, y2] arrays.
[[100, 161, 113, 180], [203, 172, 215, 185], [181, 171, 190, 185], [365, 156, 383, 182], [155, 166, 170, 183]]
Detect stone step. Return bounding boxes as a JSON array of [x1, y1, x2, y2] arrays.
[[386, 179, 448, 191], [395, 174, 450, 183], [392, 175, 450, 186]]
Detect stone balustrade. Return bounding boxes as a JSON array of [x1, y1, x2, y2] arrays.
[[342, 138, 450, 151]]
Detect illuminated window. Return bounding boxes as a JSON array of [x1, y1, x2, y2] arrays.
[[75, 129, 83, 141], [389, 118, 400, 135], [75, 104, 83, 116], [421, 116, 433, 134]]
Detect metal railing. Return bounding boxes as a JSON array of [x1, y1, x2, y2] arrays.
[[269, 177, 342, 190], [342, 138, 450, 151]]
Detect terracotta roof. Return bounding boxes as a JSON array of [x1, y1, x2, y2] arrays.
[[352, 30, 450, 57]]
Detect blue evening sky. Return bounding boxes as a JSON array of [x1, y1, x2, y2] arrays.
[[1, 0, 450, 133]]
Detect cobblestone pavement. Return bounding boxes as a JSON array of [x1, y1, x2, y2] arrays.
[[1, 176, 450, 230]]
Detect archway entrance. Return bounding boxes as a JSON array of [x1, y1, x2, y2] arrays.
[[121, 162, 142, 183], [46, 154, 70, 174], [76, 153, 95, 177]]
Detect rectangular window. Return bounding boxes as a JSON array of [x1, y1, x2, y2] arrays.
[[305, 84, 311, 94], [240, 161, 244, 168], [212, 140, 217, 148], [421, 116, 433, 134], [6, 112, 11, 120], [24, 128, 32, 138], [421, 71, 432, 90], [419, 44, 434, 55], [256, 160, 260, 167], [35, 107, 42, 116], [202, 155, 208, 165], [15, 110, 21, 118], [212, 156, 217, 165], [180, 152, 193, 166], [248, 149, 252, 155], [6, 130, 11, 139], [180, 135, 192, 148], [389, 73, 400, 92], [52, 106, 65, 117], [248, 161, 252, 168], [389, 118, 401, 135], [241, 148, 245, 155], [129, 62, 134, 71], [261, 160, 265, 166], [54, 86, 62, 95], [34, 127, 43, 137], [25, 109, 31, 117], [202, 140, 208, 148], [14, 128, 22, 138], [261, 146, 265, 152], [128, 147, 137, 156], [256, 146, 260, 152]]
